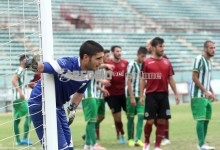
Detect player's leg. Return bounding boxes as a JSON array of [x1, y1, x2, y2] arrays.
[[56, 108, 71, 150], [191, 97, 207, 148], [13, 99, 26, 145], [21, 100, 33, 145], [126, 97, 135, 146], [96, 98, 105, 140], [143, 93, 156, 150], [134, 97, 144, 147], [28, 102, 44, 145], [154, 92, 170, 149], [59, 108, 74, 150], [105, 96, 120, 140]]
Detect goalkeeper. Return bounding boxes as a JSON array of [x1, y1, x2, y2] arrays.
[[25, 40, 113, 150]]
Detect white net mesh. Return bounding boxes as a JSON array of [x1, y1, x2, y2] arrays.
[[0, 0, 42, 149]]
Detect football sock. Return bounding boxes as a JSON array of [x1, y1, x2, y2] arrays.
[[114, 120, 120, 138], [127, 116, 134, 139], [23, 116, 31, 139], [95, 122, 100, 139], [164, 120, 169, 139], [197, 120, 205, 147], [204, 120, 209, 141], [115, 121, 125, 135], [144, 123, 152, 144], [14, 119, 21, 143], [155, 122, 165, 148], [85, 122, 96, 146], [136, 114, 144, 141]]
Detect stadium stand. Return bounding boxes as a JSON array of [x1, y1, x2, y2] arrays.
[[0, 0, 220, 108]]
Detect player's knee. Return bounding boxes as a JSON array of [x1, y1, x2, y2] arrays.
[[146, 119, 154, 125]]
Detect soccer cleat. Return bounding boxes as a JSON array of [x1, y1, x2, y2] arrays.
[[16, 142, 23, 146], [154, 147, 162, 150], [90, 143, 107, 150], [143, 143, 150, 150], [128, 139, 135, 147], [20, 138, 33, 145], [119, 135, 126, 144], [83, 145, 90, 150], [135, 140, 144, 147], [161, 138, 171, 146], [197, 144, 215, 150]]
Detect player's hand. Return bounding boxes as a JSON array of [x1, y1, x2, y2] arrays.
[[130, 97, 136, 106], [140, 96, 145, 105], [25, 55, 38, 72], [105, 64, 115, 71], [67, 102, 77, 126], [99, 79, 111, 87], [205, 91, 215, 102], [19, 92, 25, 99], [175, 94, 180, 105], [102, 89, 110, 97]]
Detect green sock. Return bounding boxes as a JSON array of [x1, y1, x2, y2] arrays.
[[23, 116, 31, 139], [197, 120, 205, 147], [135, 114, 144, 141], [14, 119, 21, 143], [204, 121, 209, 140], [127, 116, 134, 140], [86, 122, 96, 146]]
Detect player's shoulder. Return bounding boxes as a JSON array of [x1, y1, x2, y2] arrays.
[[57, 56, 80, 69], [195, 54, 203, 60], [121, 59, 129, 64]]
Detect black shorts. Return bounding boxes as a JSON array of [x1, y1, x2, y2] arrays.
[[144, 92, 171, 120], [105, 94, 126, 114]]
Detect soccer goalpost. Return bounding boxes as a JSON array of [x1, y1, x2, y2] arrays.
[[0, 0, 58, 149], [39, 0, 58, 149]]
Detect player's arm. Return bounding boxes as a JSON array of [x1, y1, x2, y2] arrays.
[[127, 75, 136, 106], [99, 63, 114, 71], [12, 74, 25, 99], [98, 79, 111, 87], [192, 71, 214, 100], [97, 85, 110, 97], [168, 75, 180, 105], [140, 75, 145, 105]]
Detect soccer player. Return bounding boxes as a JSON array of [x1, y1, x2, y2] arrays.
[[25, 40, 110, 150], [95, 50, 111, 140], [190, 40, 216, 150], [28, 72, 41, 89], [140, 37, 179, 150], [146, 38, 174, 146], [126, 46, 147, 147], [105, 45, 128, 144], [82, 79, 107, 150], [11, 54, 33, 145]]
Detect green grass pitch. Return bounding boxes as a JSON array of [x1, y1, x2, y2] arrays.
[[0, 102, 220, 150]]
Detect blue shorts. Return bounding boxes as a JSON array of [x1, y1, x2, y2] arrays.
[[29, 102, 73, 150]]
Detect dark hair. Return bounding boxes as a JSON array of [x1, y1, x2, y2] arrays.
[[19, 54, 28, 62], [204, 40, 215, 48], [111, 45, 121, 52], [151, 37, 164, 47], [79, 40, 104, 59], [104, 49, 110, 54], [137, 46, 147, 55]]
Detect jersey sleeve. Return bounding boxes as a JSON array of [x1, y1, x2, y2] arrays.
[[43, 57, 74, 75], [127, 62, 134, 77], [193, 55, 202, 72], [15, 67, 23, 77], [77, 81, 90, 93]]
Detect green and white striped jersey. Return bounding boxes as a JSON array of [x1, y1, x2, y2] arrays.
[[126, 60, 141, 97], [191, 55, 212, 97], [13, 66, 26, 100], [83, 78, 97, 99], [96, 69, 106, 99]]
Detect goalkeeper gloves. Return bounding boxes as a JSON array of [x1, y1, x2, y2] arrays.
[[25, 55, 38, 72], [67, 102, 77, 126]]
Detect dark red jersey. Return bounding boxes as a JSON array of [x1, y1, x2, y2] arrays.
[[106, 59, 128, 96], [142, 57, 172, 94]]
